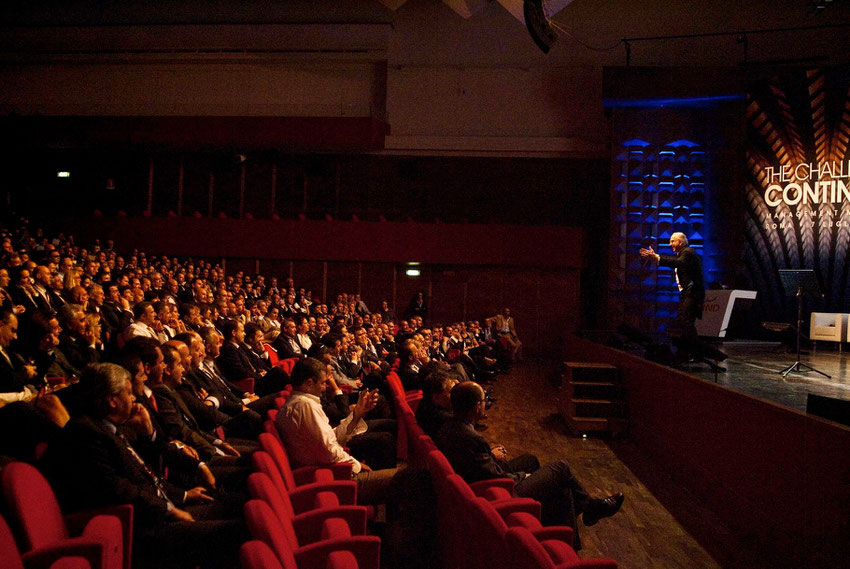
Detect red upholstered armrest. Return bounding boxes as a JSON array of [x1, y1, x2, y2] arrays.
[[233, 378, 255, 394], [469, 478, 515, 496], [531, 527, 577, 549], [478, 486, 514, 502], [293, 536, 381, 569], [292, 507, 367, 545], [499, 505, 543, 526], [327, 550, 359, 569], [539, 539, 580, 565], [494, 499, 542, 522], [22, 537, 105, 569], [288, 481, 358, 514]]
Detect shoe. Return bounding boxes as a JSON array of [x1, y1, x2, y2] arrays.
[[474, 422, 489, 431], [582, 493, 624, 526]]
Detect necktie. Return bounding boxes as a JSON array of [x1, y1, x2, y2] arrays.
[[116, 431, 176, 509], [149, 394, 158, 412]]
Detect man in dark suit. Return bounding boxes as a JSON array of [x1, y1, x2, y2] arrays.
[[272, 317, 306, 360], [0, 309, 39, 404], [435, 381, 624, 549], [641, 232, 705, 346], [57, 303, 100, 371], [218, 319, 286, 396], [40, 362, 247, 569]]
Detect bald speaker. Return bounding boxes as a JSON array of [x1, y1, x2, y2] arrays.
[[523, 0, 557, 54]]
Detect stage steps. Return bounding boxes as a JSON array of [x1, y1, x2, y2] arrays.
[[558, 362, 627, 436]]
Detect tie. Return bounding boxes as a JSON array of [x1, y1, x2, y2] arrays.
[[149, 394, 158, 412], [0, 347, 11, 367], [116, 431, 176, 509]]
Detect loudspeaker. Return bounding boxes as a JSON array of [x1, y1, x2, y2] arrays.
[[807, 393, 850, 428], [523, 0, 557, 54]]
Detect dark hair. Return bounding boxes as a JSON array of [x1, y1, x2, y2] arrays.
[[450, 381, 483, 417], [320, 332, 342, 348], [244, 322, 262, 340], [290, 357, 325, 387], [122, 336, 162, 367], [133, 301, 154, 320], [220, 319, 240, 341], [161, 343, 180, 366]]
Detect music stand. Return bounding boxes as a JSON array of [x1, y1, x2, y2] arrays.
[[778, 269, 830, 378]]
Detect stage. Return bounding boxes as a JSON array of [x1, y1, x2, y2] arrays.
[[685, 341, 850, 412]]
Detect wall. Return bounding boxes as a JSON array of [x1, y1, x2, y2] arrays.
[[564, 336, 850, 569]]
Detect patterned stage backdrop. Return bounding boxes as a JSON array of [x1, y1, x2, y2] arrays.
[[743, 67, 850, 319]]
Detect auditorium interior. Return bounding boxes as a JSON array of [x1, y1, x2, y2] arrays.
[[1, 2, 849, 569]]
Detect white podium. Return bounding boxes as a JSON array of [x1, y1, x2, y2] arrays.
[[696, 289, 757, 338]]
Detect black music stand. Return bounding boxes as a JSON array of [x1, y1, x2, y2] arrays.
[[778, 269, 830, 378]]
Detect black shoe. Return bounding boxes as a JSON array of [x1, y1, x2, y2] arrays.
[[474, 422, 489, 431], [582, 493, 624, 526]]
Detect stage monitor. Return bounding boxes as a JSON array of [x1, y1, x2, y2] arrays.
[[806, 393, 850, 428]]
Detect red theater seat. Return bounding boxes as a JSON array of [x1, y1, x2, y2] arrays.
[[504, 526, 618, 569], [243, 500, 380, 569], [1, 463, 129, 569], [1, 512, 92, 569]]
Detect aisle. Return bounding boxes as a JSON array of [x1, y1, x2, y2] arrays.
[[482, 359, 763, 569]]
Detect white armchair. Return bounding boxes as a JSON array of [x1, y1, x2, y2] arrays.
[[809, 312, 846, 351]]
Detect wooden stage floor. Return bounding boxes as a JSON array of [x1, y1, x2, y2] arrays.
[[685, 341, 850, 411], [483, 359, 770, 569]]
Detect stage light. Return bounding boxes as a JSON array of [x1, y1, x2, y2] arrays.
[[57, 171, 70, 178], [406, 269, 421, 277]]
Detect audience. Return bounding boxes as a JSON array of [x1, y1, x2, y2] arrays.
[[0, 219, 574, 569]]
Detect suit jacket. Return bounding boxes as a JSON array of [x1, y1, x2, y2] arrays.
[[272, 334, 305, 360], [47, 289, 67, 310], [435, 417, 523, 484], [11, 286, 42, 313], [102, 302, 132, 338], [41, 415, 182, 528], [150, 383, 219, 460], [492, 314, 517, 337], [174, 380, 231, 433], [187, 366, 243, 416], [658, 246, 705, 301], [123, 392, 198, 477], [0, 346, 31, 394], [58, 332, 99, 372], [218, 342, 261, 383]]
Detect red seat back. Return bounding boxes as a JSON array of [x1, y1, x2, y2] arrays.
[[247, 472, 296, 523], [252, 452, 293, 500], [239, 539, 289, 569], [1, 462, 69, 550], [243, 500, 301, 560], [258, 433, 298, 491], [264, 343, 280, 367], [0, 514, 25, 569]]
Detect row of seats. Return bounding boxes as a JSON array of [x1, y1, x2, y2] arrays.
[[239, 387, 381, 569], [384, 370, 619, 569]]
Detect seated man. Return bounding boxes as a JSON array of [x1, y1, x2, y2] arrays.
[[275, 357, 399, 504], [0, 309, 39, 406], [435, 381, 624, 549], [415, 368, 457, 439], [41, 362, 247, 569]]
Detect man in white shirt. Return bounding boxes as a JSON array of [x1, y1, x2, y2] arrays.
[[125, 301, 166, 342], [275, 357, 399, 504]]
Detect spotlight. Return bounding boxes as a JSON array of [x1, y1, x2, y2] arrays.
[[57, 171, 70, 178]]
